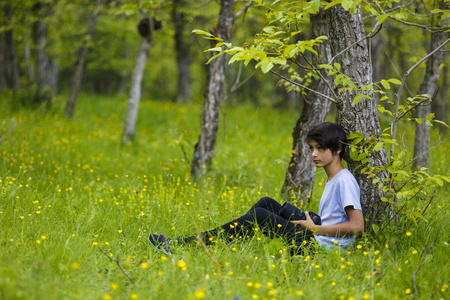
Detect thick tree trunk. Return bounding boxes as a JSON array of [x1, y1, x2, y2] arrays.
[[413, 28, 446, 169], [190, 0, 235, 177], [122, 17, 153, 144], [65, 0, 102, 119], [281, 9, 333, 201], [172, 0, 192, 103], [3, 2, 20, 90], [327, 6, 389, 227], [32, 2, 54, 107]]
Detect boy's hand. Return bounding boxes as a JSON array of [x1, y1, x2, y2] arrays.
[[291, 211, 316, 232]]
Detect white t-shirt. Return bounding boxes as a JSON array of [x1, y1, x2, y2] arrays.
[[314, 169, 362, 249]]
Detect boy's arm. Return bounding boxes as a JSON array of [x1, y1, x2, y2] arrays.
[[291, 206, 364, 238]]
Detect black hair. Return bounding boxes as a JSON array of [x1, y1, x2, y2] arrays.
[[306, 122, 347, 159]]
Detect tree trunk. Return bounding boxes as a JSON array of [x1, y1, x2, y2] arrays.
[[172, 0, 192, 103], [281, 9, 333, 201], [32, 2, 54, 107], [327, 6, 389, 227], [24, 43, 35, 81], [118, 47, 131, 94], [440, 63, 448, 134], [190, 0, 235, 177], [3, 1, 20, 90], [122, 17, 153, 144], [413, 17, 446, 169], [65, 0, 102, 119], [0, 32, 6, 90]]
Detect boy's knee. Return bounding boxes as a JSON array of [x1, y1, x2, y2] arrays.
[[256, 197, 277, 207]]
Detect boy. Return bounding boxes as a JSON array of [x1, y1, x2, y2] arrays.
[[149, 122, 364, 253]]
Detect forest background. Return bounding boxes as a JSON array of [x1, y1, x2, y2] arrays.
[[1, 0, 450, 299]]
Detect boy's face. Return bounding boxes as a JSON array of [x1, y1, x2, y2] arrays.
[[308, 139, 341, 168]]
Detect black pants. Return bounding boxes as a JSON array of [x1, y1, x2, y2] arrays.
[[184, 197, 313, 253]]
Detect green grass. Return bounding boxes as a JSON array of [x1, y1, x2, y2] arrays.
[[0, 94, 449, 299]]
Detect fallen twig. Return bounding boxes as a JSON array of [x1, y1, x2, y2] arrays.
[[412, 229, 439, 297], [196, 235, 221, 279], [98, 247, 135, 284]]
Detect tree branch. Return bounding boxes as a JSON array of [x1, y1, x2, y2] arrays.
[[269, 70, 338, 103], [299, 55, 338, 99], [98, 247, 135, 284], [329, 23, 383, 65], [363, 1, 415, 20], [234, 1, 252, 20], [390, 37, 450, 154], [389, 17, 450, 32]]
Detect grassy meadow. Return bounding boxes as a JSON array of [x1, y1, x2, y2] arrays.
[[0, 94, 449, 300]]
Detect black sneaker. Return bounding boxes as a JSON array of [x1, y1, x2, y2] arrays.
[[148, 234, 173, 255]]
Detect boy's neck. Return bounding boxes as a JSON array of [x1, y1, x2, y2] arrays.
[[324, 161, 344, 182]]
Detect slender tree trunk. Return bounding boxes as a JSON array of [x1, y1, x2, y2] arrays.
[[24, 43, 35, 81], [440, 63, 448, 134], [172, 0, 192, 103], [32, 2, 53, 107], [0, 32, 6, 89], [4, 1, 20, 90], [281, 9, 333, 201], [413, 11, 446, 169], [65, 0, 102, 119], [327, 6, 389, 227], [122, 17, 153, 144], [118, 47, 131, 94], [191, 0, 235, 177]]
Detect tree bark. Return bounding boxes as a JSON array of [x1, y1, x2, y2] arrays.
[[32, 2, 54, 107], [440, 63, 448, 134], [281, 9, 333, 201], [0, 32, 6, 90], [122, 17, 153, 144], [24, 43, 35, 81], [172, 0, 192, 103], [3, 1, 20, 90], [65, 0, 102, 119], [191, 0, 235, 177], [413, 13, 446, 169], [326, 6, 389, 227]]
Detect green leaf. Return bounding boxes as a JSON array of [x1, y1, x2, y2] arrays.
[[205, 52, 224, 64], [353, 94, 371, 105], [380, 80, 390, 90], [319, 64, 334, 70], [387, 78, 402, 85], [205, 46, 223, 52], [433, 120, 449, 127], [341, 0, 353, 10], [272, 57, 287, 65], [373, 142, 384, 152], [260, 60, 274, 73], [347, 132, 364, 140], [333, 62, 341, 71], [342, 77, 351, 86], [376, 14, 389, 24], [263, 26, 275, 34], [192, 29, 213, 37], [372, 224, 380, 234], [349, 148, 358, 160], [325, 0, 342, 10], [310, 0, 320, 12]]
